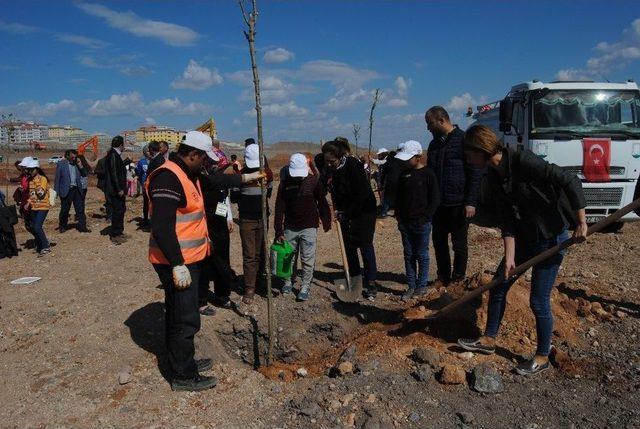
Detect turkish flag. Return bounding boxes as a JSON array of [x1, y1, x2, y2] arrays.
[[582, 138, 611, 182]]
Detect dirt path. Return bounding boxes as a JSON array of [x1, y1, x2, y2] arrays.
[[0, 189, 639, 428]]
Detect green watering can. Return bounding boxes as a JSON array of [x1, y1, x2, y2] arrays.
[[271, 240, 295, 279]]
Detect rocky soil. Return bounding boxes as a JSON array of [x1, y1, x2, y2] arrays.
[[0, 187, 639, 428]]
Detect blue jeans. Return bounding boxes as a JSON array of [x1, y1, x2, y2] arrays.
[[31, 210, 50, 252], [485, 230, 570, 356], [398, 221, 431, 290]]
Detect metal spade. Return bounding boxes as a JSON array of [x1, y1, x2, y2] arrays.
[[334, 218, 363, 302]]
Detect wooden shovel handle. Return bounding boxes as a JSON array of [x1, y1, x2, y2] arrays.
[[428, 197, 640, 319], [334, 213, 352, 287]]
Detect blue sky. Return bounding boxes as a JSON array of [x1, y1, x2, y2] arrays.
[[2, 1, 640, 147]]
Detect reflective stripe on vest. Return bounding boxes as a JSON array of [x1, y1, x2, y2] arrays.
[[146, 160, 210, 265]]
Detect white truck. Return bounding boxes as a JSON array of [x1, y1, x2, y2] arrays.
[[471, 80, 640, 229]]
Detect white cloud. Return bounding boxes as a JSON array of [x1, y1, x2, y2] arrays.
[[0, 21, 39, 34], [322, 88, 374, 111], [54, 33, 108, 49], [120, 65, 153, 77], [264, 48, 295, 64], [77, 55, 102, 68], [88, 92, 144, 116], [445, 92, 478, 111], [395, 76, 411, 98], [171, 60, 223, 90], [385, 98, 408, 107], [556, 18, 640, 80], [77, 2, 199, 47], [299, 60, 381, 89], [381, 113, 423, 124], [245, 101, 308, 117], [239, 75, 295, 104], [0, 99, 77, 118]]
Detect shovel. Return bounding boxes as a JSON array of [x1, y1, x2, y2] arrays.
[[334, 218, 363, 302]]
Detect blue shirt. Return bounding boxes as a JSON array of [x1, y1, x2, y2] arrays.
[[136, 158, 149, 183], [68, 162, 78, 188]]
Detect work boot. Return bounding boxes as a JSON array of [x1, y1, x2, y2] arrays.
[[363, 281, 378, 301], [196, 358, 212, 372], [78, 227, 92, 233], [110, 235, 127, 245], [171, 374, 217, 392], [242, 288, 255, 304]]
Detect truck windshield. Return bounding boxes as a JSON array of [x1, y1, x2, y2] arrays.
[[531, 90, 640, 137]]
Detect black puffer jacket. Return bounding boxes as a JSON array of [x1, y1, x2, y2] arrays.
[[104, 148, 127, 196], [489, 148, 586, 243], [427, 127, 481, 207]]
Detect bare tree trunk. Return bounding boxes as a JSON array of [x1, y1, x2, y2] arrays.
[[352, 124, 360, 157], [368, 89, 381, 158], [239, 0, 274, 366]]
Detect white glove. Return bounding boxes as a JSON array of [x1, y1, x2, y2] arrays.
[[172, 265, 192, 290]]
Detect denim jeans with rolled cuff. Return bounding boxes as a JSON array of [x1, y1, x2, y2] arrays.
[[398, 220, 431, 290]]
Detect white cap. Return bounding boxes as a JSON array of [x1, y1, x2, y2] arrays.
[[24, 158, 40, 168], [372, 159, 386, 165], [244, 143, 260, 169], [395, 140, 423, 161], [289, 153, 309, 178], [18, 156, 34, 167], [376, 147, 389, 155], [396, 142, 405, 151], [183, 131, 218, 161]]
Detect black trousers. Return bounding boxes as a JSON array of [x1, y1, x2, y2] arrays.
[[432, 205, 469, 282], [199, 216, 232, 306], [142, 191, 150, 222], [110, 195, 126, 237], [154, 263, 201, 380], [59, 187, 86, 230]]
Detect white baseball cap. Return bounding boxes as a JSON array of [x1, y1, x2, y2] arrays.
[[395, 140, 423, 161], [244, 143, 260, 169], [18, 156, 35, 167], [396, 142, 406, 151], [25, 158, 40, 168], [289, 153, 309, 178], [377, 147, 389, 155], [182, 131, 218, 161]]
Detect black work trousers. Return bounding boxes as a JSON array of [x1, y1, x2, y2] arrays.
[[59, 187, 86, 230], [432, 205, 469, 283], [142, 190, 150, 222], [110, 195, 126, 237], [198, 215, 233, 306], [153, 263, 201, 380]]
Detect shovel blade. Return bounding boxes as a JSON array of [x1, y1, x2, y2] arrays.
[[334, 275, 363, 303]]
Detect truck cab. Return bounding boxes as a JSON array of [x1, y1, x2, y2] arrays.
[[472, 80, 640, 224]]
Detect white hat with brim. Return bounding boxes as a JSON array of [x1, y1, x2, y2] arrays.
[[25, 159, 40, 168], [376, 147, 389, 155], [244, 143, 260, 169], [18, 156, 34, 167], [289, 153, 309, 178], [183, 130, 218, 161], [395, 140, 423, 161]]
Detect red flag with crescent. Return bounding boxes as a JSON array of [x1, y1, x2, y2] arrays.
[[582, 138, 611, 182]]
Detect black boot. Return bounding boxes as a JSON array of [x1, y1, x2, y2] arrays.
[[363, 280, 378, 300], [171, 374, 217, 392]]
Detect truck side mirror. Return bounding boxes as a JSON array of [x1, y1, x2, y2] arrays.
[[499, 97, 513, 133]]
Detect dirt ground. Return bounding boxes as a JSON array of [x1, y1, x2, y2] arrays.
[[1, 186, 639, 429]]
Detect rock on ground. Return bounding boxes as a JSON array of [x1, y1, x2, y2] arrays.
[[471, 363, 504, 394]]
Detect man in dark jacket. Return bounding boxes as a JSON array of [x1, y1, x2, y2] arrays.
[[54, 149, 90, 233], [147, 140, 169, 176], [104, 136, 128, 243], [425, 106, 481, 284]]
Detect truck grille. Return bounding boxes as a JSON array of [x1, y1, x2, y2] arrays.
[[562, 166, 625, 176], [583, 187, 623, 206]]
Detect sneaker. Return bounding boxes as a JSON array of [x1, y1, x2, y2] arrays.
[[515, 358, 551, 376], [363, 282, 378, 301], [282, 282, 293, 295], [457, 337, 496, 355], [196, 358, 212, 372], [37, 247, 51, 257], [402, 288, 415, 301], [199, 305, 216, 316], [297, 288, 310, 301], [413, 287, 428, 297], [171, 374, 217, 392]]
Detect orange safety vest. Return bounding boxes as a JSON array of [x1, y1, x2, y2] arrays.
[[146, 160, 210, 265]]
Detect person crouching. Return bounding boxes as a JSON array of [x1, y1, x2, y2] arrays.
[[274, 153, 331, 301], [392, 141, 440, 301]]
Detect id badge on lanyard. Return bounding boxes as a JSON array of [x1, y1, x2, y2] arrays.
[[215, 202, 228, 217]]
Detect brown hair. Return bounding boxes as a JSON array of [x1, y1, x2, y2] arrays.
[[464, 124, 503, 156]]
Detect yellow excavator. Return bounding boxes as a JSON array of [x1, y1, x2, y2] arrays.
[[196, 118, 217, 140]]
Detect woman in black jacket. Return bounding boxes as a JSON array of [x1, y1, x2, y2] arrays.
[[322, 139, 379, 299], [458, 125, 588, 376]]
